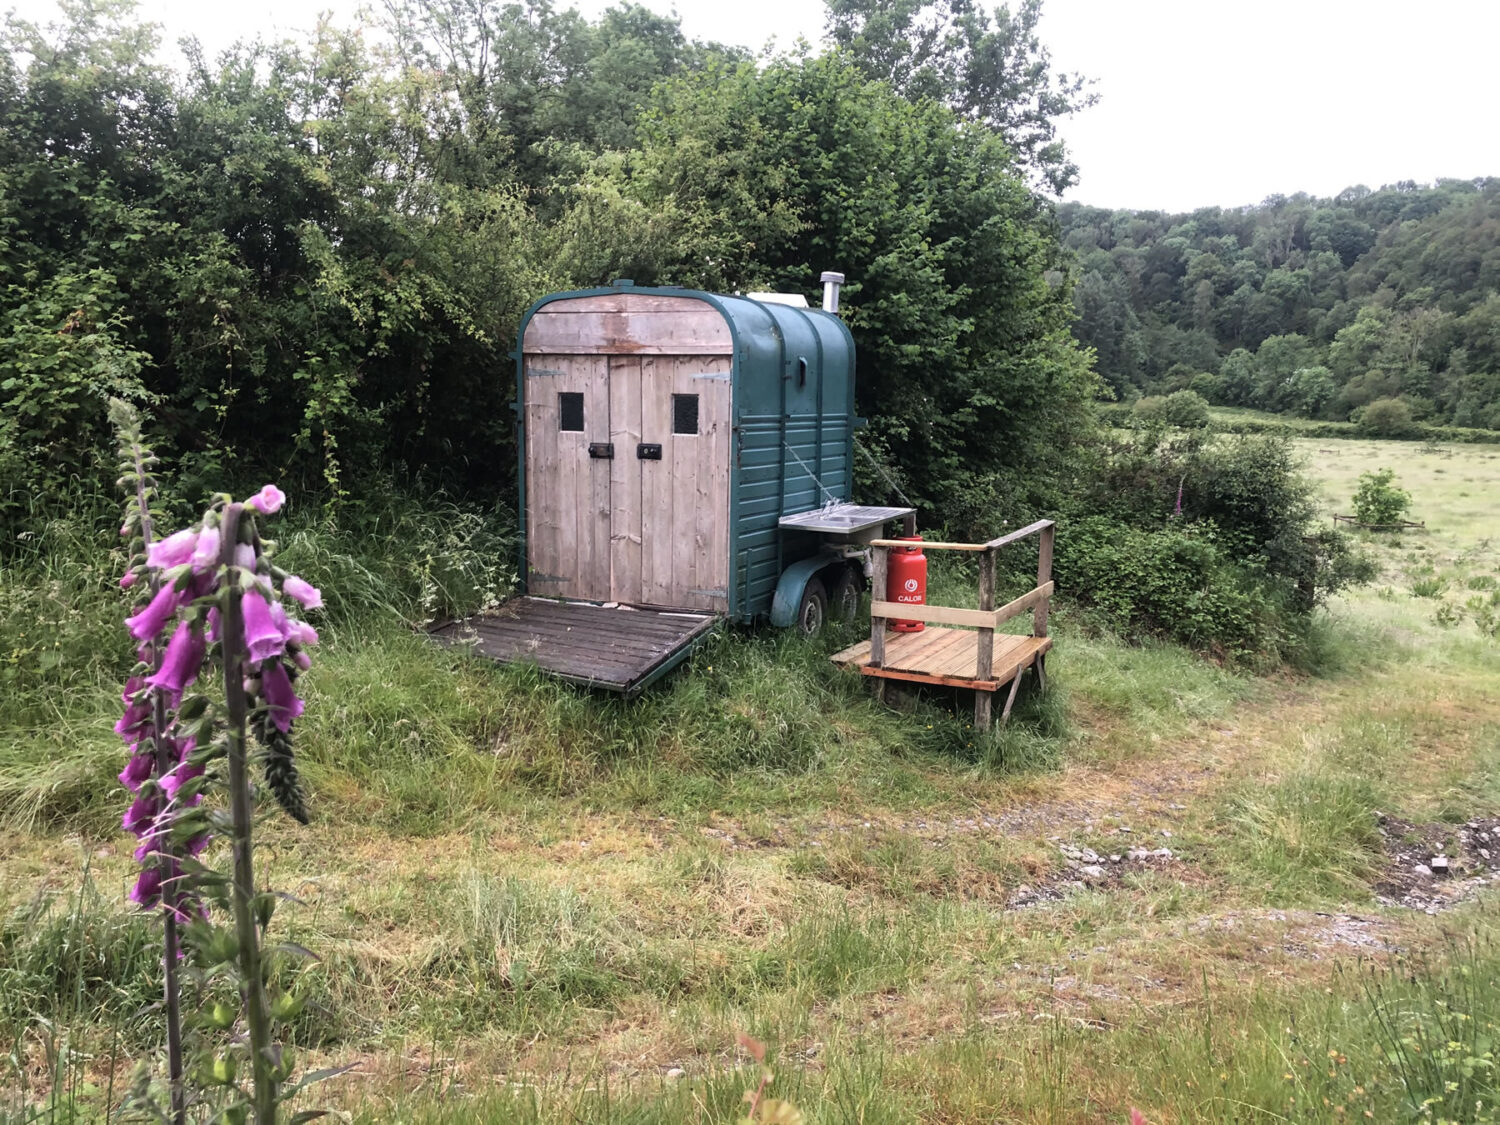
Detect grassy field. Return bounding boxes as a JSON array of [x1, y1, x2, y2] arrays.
[[2, 441, 1499, 1122]]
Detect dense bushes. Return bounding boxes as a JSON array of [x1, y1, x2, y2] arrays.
[[1054, 432, 1373, 660], [1354, 396, 1419, 437], [1054, 517, 1280, 658], [0, 1, 1095, 547]]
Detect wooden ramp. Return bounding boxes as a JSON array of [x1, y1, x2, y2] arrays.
[[431, 598, 718, 695], [832, 629, 1051, 692]]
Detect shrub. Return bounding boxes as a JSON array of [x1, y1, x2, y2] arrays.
[[1065, 433, 1374, 656], [1131, 395, 1167, 423], [1161, 389, 1212, 428], [1352, 467, 1412, 526], [1054, 516, 1279, 659], [1187, 372, 1223, 403], [1354, 396, 1418, 437]]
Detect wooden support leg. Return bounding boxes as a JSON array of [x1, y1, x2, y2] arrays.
[[1035, 654, 1048, 694], [874, 678, 887, 705], [974, 690, 992, 732], [1000, 670, 1025, 724]]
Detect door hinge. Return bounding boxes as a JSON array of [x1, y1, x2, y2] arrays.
[[526, 367, 563, 377], [691, 371, 731, 381], [689, 587, 728, 599]]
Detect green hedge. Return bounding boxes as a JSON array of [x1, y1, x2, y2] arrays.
[[1096, 405, 1500, 444]]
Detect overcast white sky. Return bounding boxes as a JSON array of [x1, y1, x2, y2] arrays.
[[11, 0, 1498, 212]]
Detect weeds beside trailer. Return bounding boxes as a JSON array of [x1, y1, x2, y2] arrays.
[[431, 279, 911, 692]]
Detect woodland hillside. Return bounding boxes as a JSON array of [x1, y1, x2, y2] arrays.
[[1062, 180, 1500, 429]]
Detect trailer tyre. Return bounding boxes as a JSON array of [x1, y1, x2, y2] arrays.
[[797, 578, 828, 636], [827, 566, 860, 624]]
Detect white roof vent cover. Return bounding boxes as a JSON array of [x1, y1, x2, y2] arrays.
[[746, 292, 810, 308]]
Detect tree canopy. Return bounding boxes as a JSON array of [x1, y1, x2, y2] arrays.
[[0, 0, 1096, 536], [1062, 180, 1500, 429]]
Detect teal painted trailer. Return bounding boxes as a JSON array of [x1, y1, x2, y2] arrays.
[[512, 280, 909, 631], [435, 278, 910, 693]]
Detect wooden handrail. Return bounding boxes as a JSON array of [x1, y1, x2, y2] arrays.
[[870, 583, 1053, 630], [983, 519, 1056, 551], [869, 519, 1056, 553], [868, 539, 987, 551]]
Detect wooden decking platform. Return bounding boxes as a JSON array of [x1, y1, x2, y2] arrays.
[[430, 597, 718, 695], [832, 628, 1051, 691]]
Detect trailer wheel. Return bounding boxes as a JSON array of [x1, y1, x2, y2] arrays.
[[797, 577, 828, 636], [827, 565, 860, 623]]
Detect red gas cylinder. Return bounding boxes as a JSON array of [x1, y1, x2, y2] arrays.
[[886, 536, 927, 632]]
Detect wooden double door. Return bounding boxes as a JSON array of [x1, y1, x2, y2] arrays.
[[523, 354, 731, 612]]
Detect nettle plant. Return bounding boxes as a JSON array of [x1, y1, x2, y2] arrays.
[[113, 403, 335, 1123]]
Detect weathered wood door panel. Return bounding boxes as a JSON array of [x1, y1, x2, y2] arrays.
[[524, 355, 611, 601], [525, 323, 731, 612], [607, 356, 643, 604], [626, 355, 731, 612]]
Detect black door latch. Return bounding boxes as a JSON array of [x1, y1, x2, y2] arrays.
[[588, 443, 614, 459], [637, 443, 662, 460]]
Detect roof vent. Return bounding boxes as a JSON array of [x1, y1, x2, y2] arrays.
[[747, 292, 810, 308]]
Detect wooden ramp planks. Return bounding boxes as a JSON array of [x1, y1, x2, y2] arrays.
[[831, 628, 1051, 693], [431, 597, 718, 695]]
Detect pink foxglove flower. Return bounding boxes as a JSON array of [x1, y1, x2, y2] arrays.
[[161, 759, 204, 802], [119, 750, 155, 791], [115, 698, 152, 741], [243, 593, 288, 664], [282, 575, 323, 610], [126, 582, 182, 641], [260, 660, 305, 733], [129, 866, 164, 908], [120, 571, 137, 589], [190, 527, 221, 573], [248, 484, 286, 515], [147, 621, 206, 702], [123, 792, 159, 835], [288, 620, 319, 647], [146, 527, 198, 569]]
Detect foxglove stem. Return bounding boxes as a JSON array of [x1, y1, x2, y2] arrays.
[[219, 503, 278, 1122], [130, 438, 186, 1125]]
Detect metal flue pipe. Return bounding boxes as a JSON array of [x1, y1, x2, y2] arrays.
[[820, 271, 845, 314]]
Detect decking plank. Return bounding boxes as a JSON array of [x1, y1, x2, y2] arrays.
[[493, 600, 713, 638], [832, 626, 1052, 694], [447, 628, 665, 667], [454, 608, 698, 645], [432, 599, 717, 692], [912, 629, 976, 673], [492, 600, 709, 639]]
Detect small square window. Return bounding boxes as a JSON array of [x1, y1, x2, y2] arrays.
[[672, 393, 699, 435], [558, 392, 584, 432]]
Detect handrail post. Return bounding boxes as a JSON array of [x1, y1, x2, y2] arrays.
[[869, 545, 888, 704], [1034, 522, 1054, 638], [974, 546, 995, 731]]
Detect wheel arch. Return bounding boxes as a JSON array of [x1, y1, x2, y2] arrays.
[[769, 551, 850, 628]]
